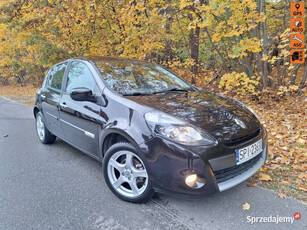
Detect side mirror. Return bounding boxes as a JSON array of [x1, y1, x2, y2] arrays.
[[70, 88, 96, 102]]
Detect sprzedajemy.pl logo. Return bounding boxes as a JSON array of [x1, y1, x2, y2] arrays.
[[247, 213, 301, 225]]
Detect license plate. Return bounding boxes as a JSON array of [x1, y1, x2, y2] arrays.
[[236, 139, 263, 165]]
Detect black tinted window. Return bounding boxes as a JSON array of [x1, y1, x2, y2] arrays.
[[49, 63, 67, 90], [66, 62, 96, 93]]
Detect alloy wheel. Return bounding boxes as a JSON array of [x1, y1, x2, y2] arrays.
[[107, 150, 148, 198], [36, 115, 45, 141]]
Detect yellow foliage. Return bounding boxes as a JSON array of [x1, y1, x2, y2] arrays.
[[219, 72, 259, 96], [0, 0, 302, 96]]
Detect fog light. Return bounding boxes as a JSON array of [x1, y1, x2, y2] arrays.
[[185, 174, 206, 189], [185, 174, 197, 188]]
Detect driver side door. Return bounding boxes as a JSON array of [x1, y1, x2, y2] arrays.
[[59, 61, 101, 158]]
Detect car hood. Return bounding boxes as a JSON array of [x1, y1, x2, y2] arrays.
[[125, 90, 261, 142]]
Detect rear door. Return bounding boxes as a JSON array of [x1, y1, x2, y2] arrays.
[[59, 61, 101, 157], [41, 62, 68, 138]]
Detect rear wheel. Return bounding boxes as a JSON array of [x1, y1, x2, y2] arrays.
[[103, 142, 154, 203], [35, 111, 56, 144]]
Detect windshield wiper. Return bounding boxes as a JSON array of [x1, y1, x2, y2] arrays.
[[153, 87, 190, 94], [123, 87, 193, 96], [166, 87, 189, 92], [123, 92, 150, 96]]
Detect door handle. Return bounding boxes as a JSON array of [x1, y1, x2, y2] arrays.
[[60, 102, 67, 108]]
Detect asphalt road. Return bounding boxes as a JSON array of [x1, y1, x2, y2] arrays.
[[0, 96, 306, 230]]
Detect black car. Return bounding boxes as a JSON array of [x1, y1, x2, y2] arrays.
[[34, 57, 268, 203]]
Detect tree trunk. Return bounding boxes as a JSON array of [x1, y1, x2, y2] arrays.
[[241, 56, 254, 78], [188, 14, 200, 77], [260, 0, 269, 88], [289, 64, 301, 86], [299, 64, 307, 90], [284, 0, 290, 30], [255, 0, 262, 75], [190, 26, 200, 75], [276, 60, 282, 86], [164, 0, 174, 63]]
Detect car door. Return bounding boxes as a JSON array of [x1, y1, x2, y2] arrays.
[[41, 62, 68, 139], [59, 61, 101, 157]]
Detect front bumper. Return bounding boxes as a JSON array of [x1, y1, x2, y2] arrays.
[[138, 127, 268, 198], [216, 147, 266, 192]]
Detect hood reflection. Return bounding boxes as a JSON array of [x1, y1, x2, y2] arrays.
[[125, 90, 261, 142]]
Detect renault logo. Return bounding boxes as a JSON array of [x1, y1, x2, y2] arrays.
[[235, 118, 246, 129]]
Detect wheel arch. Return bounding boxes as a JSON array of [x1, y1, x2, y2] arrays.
[[100, 129, 141, 160], [33, 106, 40, 118]]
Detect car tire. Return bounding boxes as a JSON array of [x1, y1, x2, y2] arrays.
[[103, 142, 154, 203], [35, 111, 56, 144]]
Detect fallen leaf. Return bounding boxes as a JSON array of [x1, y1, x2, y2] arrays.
[[293, 164, 307, 171], [258, 173, 272, 181], [3, 134, 8, 138], [242, 202, 250, 210], [269, 164, 280, 169], [297, 138, 306, 145], [275, 134, 283, 139], [298, 186, 307, 192], [274, 156, 291, 164], [279, 167, 289, 171], [280, 146, 288, 151], [298, 173, 307, 179], [278, 193, 287, 198], [259, 167, 267, 172], [281, 180, 290, 185], [247, 183, 257, 187]]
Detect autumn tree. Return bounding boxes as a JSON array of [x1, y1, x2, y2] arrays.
[[0, 0, 305, 94]]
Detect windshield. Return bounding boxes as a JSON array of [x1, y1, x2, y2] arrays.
[[94, 60, 192, 95]]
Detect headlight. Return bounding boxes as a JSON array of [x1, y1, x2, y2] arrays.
[[144, 111, 216, 146]]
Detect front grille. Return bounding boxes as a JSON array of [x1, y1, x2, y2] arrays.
[[224, 129, 261, 147], [214, 153, 262, 183]]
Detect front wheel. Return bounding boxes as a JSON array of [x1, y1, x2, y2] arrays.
[[35, 111, 56, 144], [103, 142, 154, 203]]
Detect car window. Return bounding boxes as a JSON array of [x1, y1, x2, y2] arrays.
[[49, 63, 67, 90], [45, 68, 54, 87], [43, 68, 53, 86], [94, 60, 192, 95], [65, 61, 96, 93]]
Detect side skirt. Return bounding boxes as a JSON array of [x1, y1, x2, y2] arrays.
[[57, 137, 102, 163]]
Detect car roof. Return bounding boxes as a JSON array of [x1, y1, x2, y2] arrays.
[[68, 56, 150, 64]]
